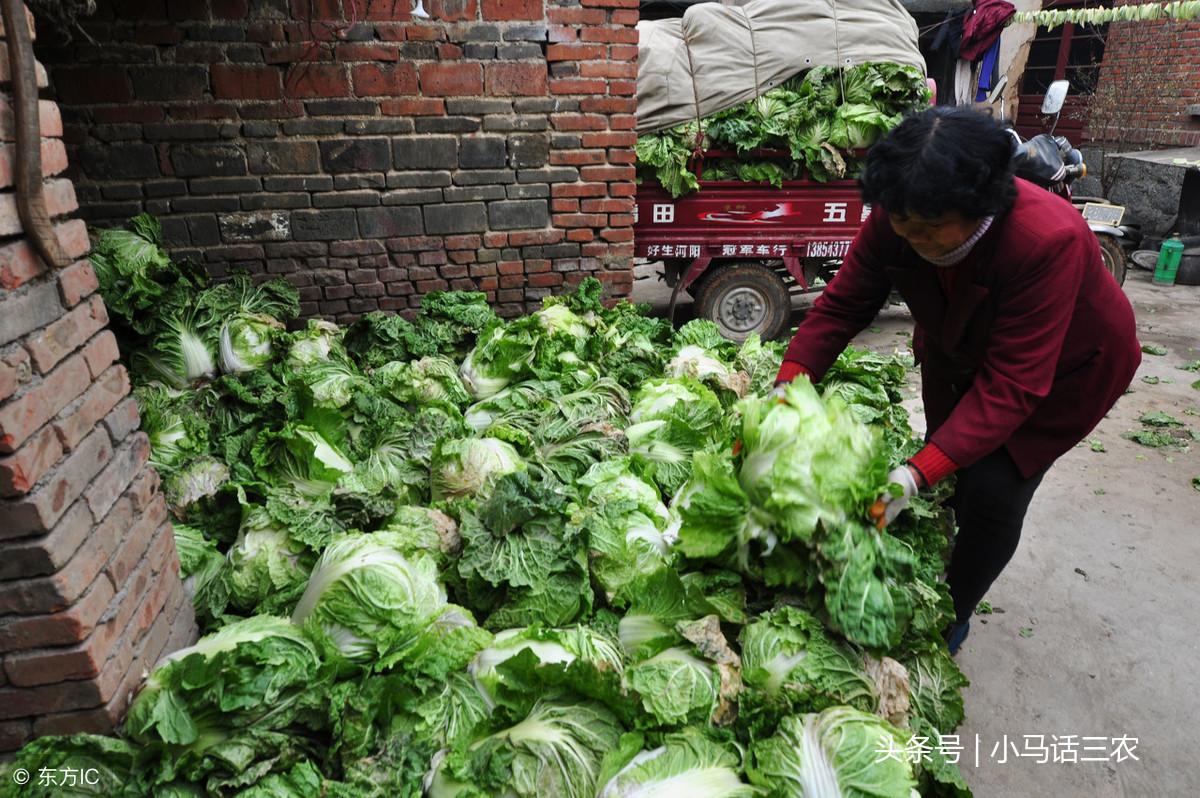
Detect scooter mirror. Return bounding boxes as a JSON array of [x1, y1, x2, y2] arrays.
[[1041, 80, 1069, 115]]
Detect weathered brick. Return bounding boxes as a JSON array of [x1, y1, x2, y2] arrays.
[[0, 425, 63, 498], [23, 296, 108, 376], [0, 428, 112, 540], [76, 142, 160, 181], [419, 62, 483, 97], [0, 97, 60, 142], [57, 260, 99, 309], [382, 188, 444, 205], [423, 203, 487, 235], [0, 719, 30, 752], [291, 208, 359, 240], [0, 354, 90, 455], [393, 137, 458, 170], [489, 199, 549, 230], [285, 62, 350, 98], [212, 64, 283, 100], [52, 365, 130, 453], [485, 62, 548, 96], [443, 185, 506, 203], [460, 136, 508, 169], [219, 210, 292, 242], [130, 66, 209, 101], [84, 433, 150, 523], [0, 498, 90, 583], [357, 206, 424, 238], [2, 519, 175, 688], [352, 62, 418, 96], [170, 144, 248, 177], [319, 138, 391, 173], [246, 140, 320, 174], [415, 116, 482, 134], [0, 279, 62, 348], [101, 397, 141, 445]]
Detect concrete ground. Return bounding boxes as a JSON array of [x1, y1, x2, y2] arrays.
[[634, 262, 1200, 797]]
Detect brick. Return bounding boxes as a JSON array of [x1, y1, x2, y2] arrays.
[[320, 138, 392, 172], [285, 63, 350, 98], [246, 140, 320, 174], [85, 433, 149, 522], [550, 113, 608, 131], [0, 427, 112, 541], [581, 165, 636, 181], [0, 354, 90, 455], [547, 7, 604, 23], [170, 144, 248, 177], [52, 67, 130, 105], [484, 62, 548, 97], [23, 296, 108, 376], [551, 149, 606, 166], [131, 66, 209, 100], [291, 208, 359, 240], [460, 136, 508, 169], [3, 521, 176, 688], [211, 64, 283, 100], [551, 182, 607, 198], [102, 495, 169, 592], [482, 0, 541, 19], [489, 199, 549, 230], [357, 206, 424, 238], [55, 260, 99, 310], [0, 425, 63, 498], [424, 203, 487, 235], [352, 62, 418, 96], [581, 27, 639, 43], [0, 98, 60, 142], [76, 142, 160, 182], [393, 136, 458, 169], [419, 63, 483, 97], [0, 279, 62, 348], [0, 494, 90, 586], [0, 719, 30, 752], [546, 43, 605, 61], [380, 98, 446, 116], [508, 229, 563, 246], [52, 365, 130, 453], [551, 78, 608, 95], [581, 96, 637, 113]]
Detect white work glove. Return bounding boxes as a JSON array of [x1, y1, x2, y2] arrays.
[[869, 465, 921, 530], [769, 383, 789, 401]]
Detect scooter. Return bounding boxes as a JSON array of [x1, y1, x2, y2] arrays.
[[1007, 80, 1137, 285]]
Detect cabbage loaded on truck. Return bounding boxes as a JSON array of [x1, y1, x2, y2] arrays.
[[633, 0, 931, 341]]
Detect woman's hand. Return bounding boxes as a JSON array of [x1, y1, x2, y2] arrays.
[[869, 464, 922, 530]]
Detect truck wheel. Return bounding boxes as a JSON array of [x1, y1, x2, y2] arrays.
[[693, 262, 790, 342], [1097, 235, 1127, 286]]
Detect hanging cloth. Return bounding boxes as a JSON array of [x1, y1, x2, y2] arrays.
[[959, 0, 1016, 62], [954, 59, 974, 106], [974, 36, 1003, 102]]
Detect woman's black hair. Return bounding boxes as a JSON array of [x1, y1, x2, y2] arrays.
[[859, 106, 1017, 220]]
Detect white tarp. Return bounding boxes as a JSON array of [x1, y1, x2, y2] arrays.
[[637, 0, 926, 134]]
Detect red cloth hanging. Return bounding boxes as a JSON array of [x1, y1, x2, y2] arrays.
[[959, 0, 1016, 62]]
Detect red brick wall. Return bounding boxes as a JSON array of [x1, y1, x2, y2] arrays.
[[0, 4, 196, 752], [1084, 19, 1200, 149], [33, 0, 639, 321]]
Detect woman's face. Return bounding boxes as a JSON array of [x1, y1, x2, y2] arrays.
[[889, 211, 982, 261]]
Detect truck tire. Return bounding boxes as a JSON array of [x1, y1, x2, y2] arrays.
[[693, 262, 790, 342], [1096, 235, 1127, 286]]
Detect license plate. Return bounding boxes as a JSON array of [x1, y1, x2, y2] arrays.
[[1082, 202, 1126, 226]]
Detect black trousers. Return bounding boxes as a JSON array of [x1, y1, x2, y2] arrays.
[[944, 446, 1050, 625]]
